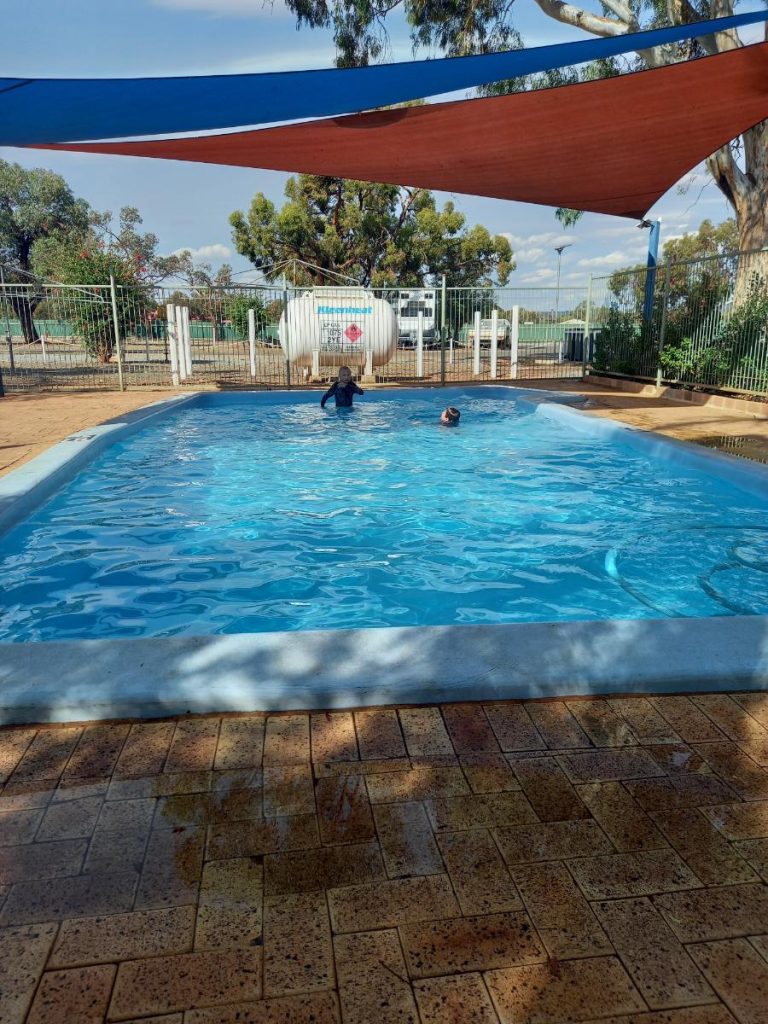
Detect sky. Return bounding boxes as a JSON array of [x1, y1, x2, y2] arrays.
[[0, 0, 753, 288]]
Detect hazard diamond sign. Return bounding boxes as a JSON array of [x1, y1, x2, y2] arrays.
[[344, 324, 363, 342]]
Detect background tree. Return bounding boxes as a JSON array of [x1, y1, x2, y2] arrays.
[[602, 218, 745, 380], [277, 0, 768, 254], [0, 159, 89, 344], [608, 217, 739, 304], [230, 174, 514, 286], [33, 203, 189, 362], [173, 251, 234, 340]]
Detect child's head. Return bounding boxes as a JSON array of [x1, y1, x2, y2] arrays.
[[441, 406, 461, 426], [338, 366, 353, 384]]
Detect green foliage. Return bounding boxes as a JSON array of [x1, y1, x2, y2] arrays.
[[44, 246, 148, 363], [280, 0, 524, 66], [0, 159, 90, 274], [592, 305, 656, 376], [225, 293, 267, 340], [659, 276, 768, 390], [230, 174, 514, 287]]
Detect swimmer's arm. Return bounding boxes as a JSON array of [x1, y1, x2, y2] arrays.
[[352, 383, 364, 395], [320, 383, 337, 408]]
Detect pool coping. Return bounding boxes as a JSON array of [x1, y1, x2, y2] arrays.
[[1, 385, 767, 724]]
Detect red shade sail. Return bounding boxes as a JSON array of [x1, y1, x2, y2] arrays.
[[35, 44, 768, 219]]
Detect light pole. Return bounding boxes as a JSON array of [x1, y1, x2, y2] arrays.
[[553, 243, 573, 323], [554, 243, 573, 364]]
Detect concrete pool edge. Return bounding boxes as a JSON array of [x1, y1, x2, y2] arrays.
[[0, 615, 766, 724], [2, 383, 767, 723]]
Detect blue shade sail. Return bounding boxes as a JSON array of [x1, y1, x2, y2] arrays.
[[2, 9, 767, 145]]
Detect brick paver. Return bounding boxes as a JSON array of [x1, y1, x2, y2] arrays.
[[1, 693, 767, 1022]]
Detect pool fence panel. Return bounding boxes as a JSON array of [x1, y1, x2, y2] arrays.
[[1, 252, 765, 397], [585, 246, 768, 397]]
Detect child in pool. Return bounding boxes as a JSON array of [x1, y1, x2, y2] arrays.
[[440, 406, 461, 426], [321, 366, 364, 408]]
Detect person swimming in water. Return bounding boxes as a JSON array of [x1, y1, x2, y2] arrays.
[[440, 406, 461, 426], [321, 366, 364, 409]]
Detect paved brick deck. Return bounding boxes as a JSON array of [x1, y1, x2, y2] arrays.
[[1, 694, 768, 1022]]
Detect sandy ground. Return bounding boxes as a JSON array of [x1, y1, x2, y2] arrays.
[[2, 381, 768, 478], [0, 390, 176, 476]]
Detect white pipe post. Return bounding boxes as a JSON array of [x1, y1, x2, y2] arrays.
[[166, 304, 180, 385], [248, 308, 257, 379], [166, 305, 180, 385], [109, 274, 125, 392], [365, 349, 373, 377], [449, 335, 454, 367], [416, 310, 424, 378], [180, 306, 190, 380], [182, 306, 193, 379], [510, 305, 520, 380], [40, 334, 48, 366], [312, 350, 320, 379], [183, 306, 191, 380], [473, 310, 481, 375], [174, 306, 186, 380], [490, 309, 499, 379]]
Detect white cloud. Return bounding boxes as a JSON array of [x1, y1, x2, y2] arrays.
[[172, 243, 232, 261], [576, 250, 635, 269], [504, 231, 576, 249], [153, 0, 290, 16], [217, 48, 336, 73], [518, 267, 557, 285], [515, 246, 546, 263], [592, 223, 644, 240]]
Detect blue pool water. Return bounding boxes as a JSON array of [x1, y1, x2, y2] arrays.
[[1, 387, 767, 642]]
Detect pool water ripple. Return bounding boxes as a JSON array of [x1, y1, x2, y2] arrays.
[[1, 391, 767, 642]]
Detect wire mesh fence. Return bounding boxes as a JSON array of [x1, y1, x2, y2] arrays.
[[0, 280, 589, 392], [587, 247, 768, 395], [2, 252, 765, 397]]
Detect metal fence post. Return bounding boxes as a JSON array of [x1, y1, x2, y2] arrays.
[[510, 305, 520, 380], [248, 308, 257, 379], [655, 262, 672, 388], [0, 268, 14, 374], [440, 274, 447, 386], [490, 309, 499, 379], [416, 310, 424, 378], [473, 310, 481, 376], [183, 306, 193, 379], [167, 304, 180, 385], [283, 287, 291, 388], [582, 275, 593, 380], [109, 275, 125, 392]]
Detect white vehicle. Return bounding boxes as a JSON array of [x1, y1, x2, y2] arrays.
[[397, 289, 437, 347], [279, 287, 398, 370], [467, 317, 511, 346]]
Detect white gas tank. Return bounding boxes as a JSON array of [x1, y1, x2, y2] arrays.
[[279, 287, 398, 368]]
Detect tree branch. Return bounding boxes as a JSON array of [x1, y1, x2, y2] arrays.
[[601, 1, 634, 24], [533, 0, 628, 38]]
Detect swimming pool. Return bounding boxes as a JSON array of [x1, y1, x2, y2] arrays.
[[1, 386, 768, 645]]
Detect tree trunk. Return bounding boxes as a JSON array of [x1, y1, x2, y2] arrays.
[[706, 119, 768, 304], [7, 293, 42, 345]]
